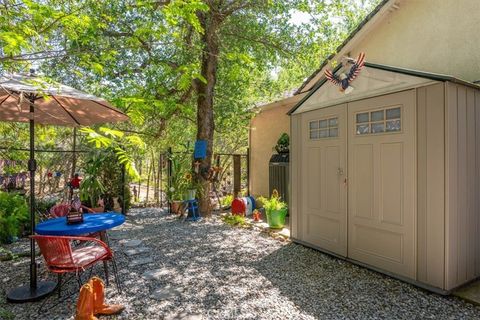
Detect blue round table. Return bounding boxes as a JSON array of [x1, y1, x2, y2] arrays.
[[35, 213, 125, 236]]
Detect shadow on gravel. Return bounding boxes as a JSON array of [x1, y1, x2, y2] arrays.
[[253, 243, 480, 320]]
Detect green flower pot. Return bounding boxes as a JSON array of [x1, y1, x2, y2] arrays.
[[184, 189, 196, 201], [266, 208, 288, 229]]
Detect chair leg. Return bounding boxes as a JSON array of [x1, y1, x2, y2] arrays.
[[103, 260, 110, 286], [111, 257, 122, 293], [76, 272, 83, 290], [57, 274, 62, 298]]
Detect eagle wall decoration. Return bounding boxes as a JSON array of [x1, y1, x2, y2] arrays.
[[324, 52, 366, 94]]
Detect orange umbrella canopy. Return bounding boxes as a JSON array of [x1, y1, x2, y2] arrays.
[[0, 73, 128, 126]]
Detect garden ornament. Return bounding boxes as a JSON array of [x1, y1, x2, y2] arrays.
[[253, 209, 261, 222], [194, 160, 201, 174], [75, 277, 124, 320], [324, 52, 365, 94], [75, 283, 97, 320]]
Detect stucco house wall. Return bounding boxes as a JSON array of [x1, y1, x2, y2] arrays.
[[249, 94, 305, 197], [300, 0, 480, 94]]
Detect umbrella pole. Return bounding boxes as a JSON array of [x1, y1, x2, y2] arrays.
[[7, 97, 57, 303], [28, 101, 37, 290]]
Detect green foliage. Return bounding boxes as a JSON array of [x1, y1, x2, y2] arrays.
[[81, 127, 142, 179], [220, 194, 234, 208], [167, 153, 190, 201], [80, 153, 105, 208], [222, 214, 246, 227], [80, 151, 131, 211], [0, 192, 29, 244], [36, 197, 58, 216], [258, 189, 287, 213], [0, 307, 15, 320], [275, 133, 289, 153]]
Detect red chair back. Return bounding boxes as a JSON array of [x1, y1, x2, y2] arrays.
[[32, 235, 74, 269], [49, 203, 71, 218], [32, 235, 112, 273]]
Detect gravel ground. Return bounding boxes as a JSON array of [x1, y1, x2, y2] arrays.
[[2, 207, 480, 319]]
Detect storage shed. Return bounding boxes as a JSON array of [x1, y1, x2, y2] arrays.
[[289, 62, 480, 293]]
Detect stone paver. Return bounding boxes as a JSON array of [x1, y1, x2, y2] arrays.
[[129, 257, 154, 267], [124, 247, 151, 256], [121, 239, 143, 247]]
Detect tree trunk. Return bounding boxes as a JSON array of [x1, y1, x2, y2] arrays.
[[195, 13, 221, 217]]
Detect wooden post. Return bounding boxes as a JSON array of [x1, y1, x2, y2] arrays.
[[167, 148, 172, 214], [233, 154, 241, 197], [71, 127, 77, 177], [121, 164, 126, 215], [246, 148, 250, 196], [159, 153, 163, 207], [137, 160, 142, 202]]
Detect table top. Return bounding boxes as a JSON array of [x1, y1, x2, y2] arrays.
[[35, 213, 125, 236]]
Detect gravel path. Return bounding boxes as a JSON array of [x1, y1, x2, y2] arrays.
[[1, 207, 480, 319]]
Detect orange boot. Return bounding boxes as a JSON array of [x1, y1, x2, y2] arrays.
[[90, 277, 125, 316], [75, 283, 98, 320]]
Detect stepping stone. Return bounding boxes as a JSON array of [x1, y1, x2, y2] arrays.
[[165, 313, 202, 320], [121, 239, 143, 247], [124, 247, 151, 256], [278, 228, 290, 238], [129, 257, 154, 267], [142, 268, 173, 280], [108, 232, 129, 240], [150, 286, 180, 301]]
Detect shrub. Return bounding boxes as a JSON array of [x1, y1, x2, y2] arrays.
[[222, 214, 246, 227], [220, 194, 234, 208], [0, 192, 29, 244]]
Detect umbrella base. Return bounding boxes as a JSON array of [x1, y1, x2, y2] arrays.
[[6, 281, 57, 303]]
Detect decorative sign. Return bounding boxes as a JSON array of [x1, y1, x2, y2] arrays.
[[324, 52, 365, 94], [66, 210, 83, 224], [194, 140, 207, 160]]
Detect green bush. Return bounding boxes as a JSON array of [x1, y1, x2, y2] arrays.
[[0, 192, 29, 244], [220, 194, 234, 208], [222, 214, 246, 227]]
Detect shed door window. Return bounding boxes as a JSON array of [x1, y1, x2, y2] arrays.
[[309, 117, 338, 139], [355, 106, 401, 135]]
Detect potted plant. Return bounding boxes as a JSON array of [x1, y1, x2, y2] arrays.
[[275, 133, 289, 154], [258, 189, 287, 229], [80, 155, 105, 209], [183, 172, 197, 201], [167, 156, 188, 214]]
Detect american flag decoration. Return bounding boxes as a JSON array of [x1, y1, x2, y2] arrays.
[[71, 197, 82, 212], [325, 52, 366, 94]]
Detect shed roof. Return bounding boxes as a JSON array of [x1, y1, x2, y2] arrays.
[[288, 62, 480, 115]]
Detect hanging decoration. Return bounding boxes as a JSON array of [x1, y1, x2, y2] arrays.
[[324, 52, 366, 94]]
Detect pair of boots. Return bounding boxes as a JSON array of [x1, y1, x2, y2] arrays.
[[75, 277, 124, 320]]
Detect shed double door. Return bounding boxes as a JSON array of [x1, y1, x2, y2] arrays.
[[300, 90, 416, 278]]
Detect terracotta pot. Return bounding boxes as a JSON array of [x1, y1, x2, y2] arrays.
[[91, 207, 105, 213], [171, 201, 184, 215]]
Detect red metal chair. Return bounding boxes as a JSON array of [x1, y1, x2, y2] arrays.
[[31, 235, 121, 293], [49, 203, 95, 218]]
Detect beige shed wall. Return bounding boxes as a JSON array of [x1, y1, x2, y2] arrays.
[[416, 83, 445, 289], [249, 103, 291, 197], [445, 82, 480, 290], [291, 81, 480, 291], [348, 0, 480, 83]]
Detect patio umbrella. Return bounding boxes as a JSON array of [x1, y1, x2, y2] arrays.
[[0, 71, 129, 302]]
